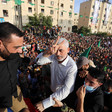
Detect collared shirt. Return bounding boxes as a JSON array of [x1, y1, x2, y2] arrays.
[[37, 54, 77, 109]]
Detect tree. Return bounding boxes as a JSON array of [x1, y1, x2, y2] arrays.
[[78, 26, 91, 35], [24, 13, 52, 31], [96, 32, 108, 37]]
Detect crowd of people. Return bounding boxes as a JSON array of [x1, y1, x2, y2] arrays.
[[0, 22, 112, 112]]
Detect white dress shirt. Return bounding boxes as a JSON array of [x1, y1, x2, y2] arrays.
[[37, 54, 77, 109]]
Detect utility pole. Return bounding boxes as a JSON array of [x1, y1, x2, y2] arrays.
[[18, 4, 22, 30]]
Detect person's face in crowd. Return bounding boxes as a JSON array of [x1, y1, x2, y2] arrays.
[[0, 34, 23, 59], [85, 74, 102, 89], [55, 44, 69, 62], [107, 86, 112, 93], [82, 64, 89, 70]]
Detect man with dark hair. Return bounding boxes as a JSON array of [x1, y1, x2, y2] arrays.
[[0, 22, 28, 112], [76, 67, 105, 112], [53, 67, 105, 112], [103, 79, 112, 112]]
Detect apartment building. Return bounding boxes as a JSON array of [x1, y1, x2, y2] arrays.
[[0, 0, 75, 32], [35, 0, 75, 32], [74, 13, 79, 26], [78, 0, 112, 34], [0, 0, 35, 27]]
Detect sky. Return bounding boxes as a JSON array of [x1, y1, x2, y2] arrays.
[[74, 0, 112, 13]]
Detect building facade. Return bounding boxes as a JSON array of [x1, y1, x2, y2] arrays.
[[78, 0, 112, 34], [35, 0, 75, 32], [0, 0, 35, 28], [0, 0, 75, 33], [74, 13, 79, 26]]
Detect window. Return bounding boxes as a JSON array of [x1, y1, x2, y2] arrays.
[[28, 0, 32, 3], [41, 9, 44, 13], [28, 7, 32, 13], [93, 5, 94, 9], [61, 3, 64, 8], [3, 10, 8, 17], [68, 27, 71, 31], [60, 19, 63, 23], [50, 10, 54, 15], [92, 12, 94, 16], [34, 8, 36, 11], [99, 7, 100, 10], [69, 12, 72, 17], [91, 19, 93, 22], [68, 20, 71, 24], [2, 0, 7, 3], [15, 6, 18, 11], [70, 0, 73, 2], [51, 1, 54, 6], [60, 12, 63, 16], [70, 5, 73, 10], [41, 0, 44, 4]]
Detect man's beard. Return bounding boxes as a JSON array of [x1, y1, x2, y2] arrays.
[[56, 55, 66, 62], [0, 49, 10, 59]]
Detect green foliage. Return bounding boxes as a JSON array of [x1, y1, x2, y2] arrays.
[[25, 13, 52, 30], [78, 26, 91, 35], [96, 32, 108, 37]]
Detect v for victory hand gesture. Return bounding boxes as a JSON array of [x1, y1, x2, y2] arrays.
[[43, 36, 65, 57]]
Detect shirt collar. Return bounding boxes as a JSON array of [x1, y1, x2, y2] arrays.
[[60, 55, 69, 66]]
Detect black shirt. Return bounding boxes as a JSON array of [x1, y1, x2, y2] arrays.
[[0, 54, 29, 108], [84, 87, 104, 112]]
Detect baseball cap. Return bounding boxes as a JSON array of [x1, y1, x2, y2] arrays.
[[77, 56, 90, 69]]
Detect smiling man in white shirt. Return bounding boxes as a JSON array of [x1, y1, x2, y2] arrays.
[[36, 37, 77, 112]]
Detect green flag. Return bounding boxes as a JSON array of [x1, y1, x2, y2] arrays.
[[55, 8, 59, 10], [29, 2, 35, 5], [63, 10, 67, 12], [47, 6, 53, 8], [81, 33, 83, 37], [104, 66, 107, 72], [98, 39, 101, 47], [6, 0, 10, 1], [79, 15, 83, 18], [21, 1, 24, 3], [90, 17, 93, 19], [80, 46, 91, 58], [14, 0, 24, 5], [40, 5, 45, 7]]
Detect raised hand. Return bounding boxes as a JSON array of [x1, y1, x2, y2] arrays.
[[43, 36, 65, 56]]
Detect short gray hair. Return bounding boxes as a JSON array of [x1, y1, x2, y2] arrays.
[[57, 38, 69, 48]]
